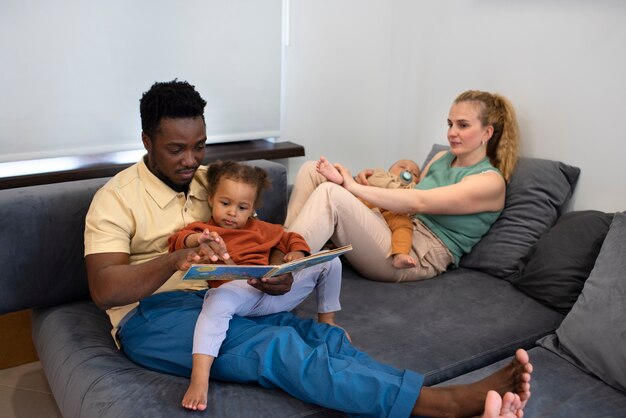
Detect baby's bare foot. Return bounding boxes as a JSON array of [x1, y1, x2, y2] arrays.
[[316, 156, 344, 185], [182, 379, 208, 411], [392, 254, 417, 269]]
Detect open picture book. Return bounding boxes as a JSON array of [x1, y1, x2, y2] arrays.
[[182, 245, 353, 281]]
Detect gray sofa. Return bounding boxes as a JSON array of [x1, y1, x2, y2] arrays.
[[1, 152, 625, 417]]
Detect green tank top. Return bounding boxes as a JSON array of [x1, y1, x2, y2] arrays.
[[414, 152, 502, 266]]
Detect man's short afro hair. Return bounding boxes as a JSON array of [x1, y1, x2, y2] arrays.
[[140, 79, 207, 138]]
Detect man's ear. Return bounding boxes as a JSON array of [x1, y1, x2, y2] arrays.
[[141, 132, 151, 151]]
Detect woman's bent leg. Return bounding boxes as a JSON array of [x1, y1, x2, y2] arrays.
[[289, 182, 452, 282], [284, 160, 327, 228]]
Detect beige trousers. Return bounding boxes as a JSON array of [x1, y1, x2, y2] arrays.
[[285, 161, 453, 282]]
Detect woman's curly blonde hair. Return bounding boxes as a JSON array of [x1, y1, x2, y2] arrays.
[[454, 90, 520, 183]]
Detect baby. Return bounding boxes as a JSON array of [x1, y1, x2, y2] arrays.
[[170, 160, 347, 411], [316, 157, 421, 269]]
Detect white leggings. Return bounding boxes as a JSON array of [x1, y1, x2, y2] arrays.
[[192, 258, 342, 356]]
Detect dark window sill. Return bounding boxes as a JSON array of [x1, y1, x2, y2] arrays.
[[0, 140, 304, 190]]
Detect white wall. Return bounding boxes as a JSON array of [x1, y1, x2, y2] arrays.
[[0, 0, 281, 162], [281, 0, 626, 212]]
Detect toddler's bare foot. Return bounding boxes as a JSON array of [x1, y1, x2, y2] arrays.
[[316, 156, 344, 185], [182, 376, 209, 411], [392, 253, 417, 269], [318, 312, 352, 342], [482, 391, 524, 418]]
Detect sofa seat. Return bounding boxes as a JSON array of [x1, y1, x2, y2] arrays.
[[294, 265, 564, 386], [32, 301, 340, 418], [438, 347, 626, 417]]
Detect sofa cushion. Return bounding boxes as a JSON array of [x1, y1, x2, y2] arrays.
[[438, 346, 626, 417], [32, 301, 336, 418], [295, 264, 564, 385], [459, 156, 580, 279], [509, 210, 613, 314], [538, 211, 626, 393]]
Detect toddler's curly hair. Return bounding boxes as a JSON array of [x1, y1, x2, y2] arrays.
[[207, 160, 271, 209]]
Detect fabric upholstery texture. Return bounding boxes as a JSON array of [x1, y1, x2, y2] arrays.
[[538, 212, 626, 393], [295, 265, 564, 386], [32, 302, 337, 418], [422, 144, 581, 279], [0, 159, 286, 315], [439, 347, 626, 417], [510, 210, 614, 313], [459, 156, 580, 279]]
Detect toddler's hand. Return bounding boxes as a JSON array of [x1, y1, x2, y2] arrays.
[[284, 251, 306, 262]]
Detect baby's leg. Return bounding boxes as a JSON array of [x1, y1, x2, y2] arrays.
[[382, 211, 417, 269], [316, 156, 344, 185]]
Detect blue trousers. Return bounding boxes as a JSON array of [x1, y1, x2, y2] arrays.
[[118, 290, 423, 418]]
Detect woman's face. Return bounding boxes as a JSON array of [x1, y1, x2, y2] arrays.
[[446, 101, 493, 157]]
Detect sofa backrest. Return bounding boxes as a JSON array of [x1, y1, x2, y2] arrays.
[[0, 159, 287, 315], [0, 177, 109, 314]]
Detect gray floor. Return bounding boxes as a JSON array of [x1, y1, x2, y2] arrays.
[[0, 361, 61, 418]]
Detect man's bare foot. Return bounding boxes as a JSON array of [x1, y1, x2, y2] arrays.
[[316, 156, 344, 185], [318, 312, 352, 342], [482, 391, 524, 418], [182, 377, 209, 411], [412, 349, 532, 417], [392, 253, 417, 269]]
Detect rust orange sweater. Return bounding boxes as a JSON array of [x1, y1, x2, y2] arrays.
[[169, 218, 310, 265]]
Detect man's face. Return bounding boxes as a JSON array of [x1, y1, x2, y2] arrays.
[[142, 117, 207, 192]]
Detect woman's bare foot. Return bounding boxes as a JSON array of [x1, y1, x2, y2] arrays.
[[182, 376, 209, 411], [412, 349, 532, 417], [318, 312, 352, 342], [482, 390, 524, 418], [316, 156, 344, 185], [392, 253, 417, 269]]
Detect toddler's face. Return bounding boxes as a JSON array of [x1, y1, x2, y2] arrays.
[[389, 159, 421, 183], [209, 178, 256, 229]]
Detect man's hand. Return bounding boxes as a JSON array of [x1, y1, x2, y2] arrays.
[[247, 248, 295, 295], [175, 237, 231, 271], [247, 273, 294, 296]]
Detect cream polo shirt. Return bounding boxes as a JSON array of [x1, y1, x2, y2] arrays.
[[84, 157, 211, 339]]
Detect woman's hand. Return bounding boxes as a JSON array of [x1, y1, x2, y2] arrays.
[[334, 164, 359, 192], [355, 168, 374, 185]]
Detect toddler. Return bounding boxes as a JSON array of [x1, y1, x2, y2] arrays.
[[169, 160, 347, 411]]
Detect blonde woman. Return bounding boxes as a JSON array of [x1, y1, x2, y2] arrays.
[[285, 90, 520, 282]]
